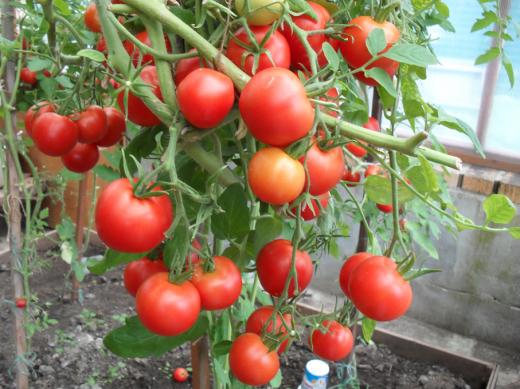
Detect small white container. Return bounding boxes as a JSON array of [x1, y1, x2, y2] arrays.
[[298, 359, 329, 389]]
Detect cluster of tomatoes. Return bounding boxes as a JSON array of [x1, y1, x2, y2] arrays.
[[24, 102, 126, 173]]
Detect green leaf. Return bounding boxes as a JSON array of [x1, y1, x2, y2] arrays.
[[362, 318, 376, 343], [509, 227, 520, 240], [270, 370, 282, 388], [59, 168, 83, 181], [39, 77, 58, 98], [407, 221, 439, 259], [418, 154, 439, 193], [364, 175, 414, 204], [104, 316, 208, 358], [383, 44, 438, 67], [120, 127, 162, 175], [170, 7, 196, 25], [364, 68, 396, 97], [93, 165, 120, 182], [211, 184, 250, 240], [27, 58, 53, 72], [88, 249, 146, 275], [366, 28, 387, 57], [435, 1, 450, 17], [322, 41, 339, 70], [213, 340, 233, 356], [474, 47, 500, 65], [502, 54, 515, 88], [471, 11, 498, 32], [163, 219, 190, 269], [54, 0, 71, 15], [247, 216, 283, 259], [54, 75, 74, 89], [483, 194, 516, 225], [77, 49, 105, 63], [405, 268, 442, 281], [435, 108, 485, 157]]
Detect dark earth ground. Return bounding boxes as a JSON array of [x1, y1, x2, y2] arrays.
[[0, 244, 471, 388]]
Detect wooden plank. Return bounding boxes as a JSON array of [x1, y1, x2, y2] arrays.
[[499, 183, 520, 204], [461, 175, 495, 196]]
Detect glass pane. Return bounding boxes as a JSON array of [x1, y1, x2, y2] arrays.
[[419, 0, 489, 146], [483, 6, 520, 157]]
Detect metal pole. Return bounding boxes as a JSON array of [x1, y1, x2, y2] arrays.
[[2, 1, 30, 387]]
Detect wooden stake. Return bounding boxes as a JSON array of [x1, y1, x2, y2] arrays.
[[71, 175, 88, 302], [191, 336, 211, 389]]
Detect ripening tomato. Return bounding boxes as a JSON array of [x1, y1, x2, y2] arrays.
[[84, 3, 101, 33], [15, 298, 27, 309], [136, 272, 201, 336], [174, 50, 208, 86], [124, 31, 173, 66], [32, 113, 78, 157], [95, 178, 173, 253], [297, 192, 330, 221], [172, 368, 189, 383], [346, 117, 381, 158], [377, 203, 393, 213], [235, 0, 285, 26], [339, 252, 374, 298], [349, 256, 412, 321], [191, 256, 242, 310], [177, 68, 235, 129], [239, 68, 314, 147], [310, 320, 354, 361], [226, 26, 290, 76], [20, 67, 37, 85], [117, 65, 163, 127], [75, 105, 108, 144], [248, 147, 305, 205], [61, 143, 100, 173], [301, 138, 344, 196], [96, 107, 126, 147], [230, 333, 280, 386], [340, 16, 400, 86], [124, 257, 168, 296], [365, 164, 384, 178], [246, 306, 292, 353], [280, 2, 330, 70], [24, 101, 56, 136], [342, 168, 361, 186], [256, 239, 313, 297]]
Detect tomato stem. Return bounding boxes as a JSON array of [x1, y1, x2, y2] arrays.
[[374, 1, 401, 23]]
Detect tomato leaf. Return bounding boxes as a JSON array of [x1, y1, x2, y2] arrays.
[[211, 184, 250, 240], [418, 154, 439, 193], [502, 53, 515, 87], [383, 44, 438, 67], [270, 370, 283, 388], [93, 165, 120, 182], [88, 249, 146, 275], [483, 194, 517, 225], [104, 316, 208, 358], [364, 175, 414, 204], [364, 68, 396, 97], [322, 41, 339, 70], [27, 58, 53, 72], [471, 11, 498, 32], [163, 219, 190, 269], [77, 49, 105, 63], [509, 227, 520, 240], [366, 28, 387, 57], [213, 340, 233, 356], [361, 317, 376, 343], [119, 127, 162, 175], [407, 221, 439, 259], [247, 215, 283, 259], [474, 47, 500, 65]]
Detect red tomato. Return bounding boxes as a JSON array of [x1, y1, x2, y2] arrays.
[[96, 107, 126, 147], [226, 26, 290, 76], [95, 178, 173, 253], [310, 320, 354, 361], [61, 143, 100, 173], [24, 101, 56, 136], [20, 67, 37, 85], [76, 105, 108, 144], [256, 239, 313, 297], [136, 272, 201, 336], [364, 116, 381, 132], [365, 164, 383, 178], [345, 117, 381, 158], [296, 192, 329, 221], [280, 2, 330, 70], [349, 256, 412, 321], [340, 16, 400, 86], [342, 169, 361, 186], [248, 147, 305, 205], [117, 65, 163, 127], [174, 50, 208, 86], [32, 113, 78, 157], [230, 333, 280, 386], [339, 252, 374, 298], [124, 31, 173, 66], [172, 367, 189, 383], [84, 3, 101, 33], [246, 306, 292, 353], [239, 68, 314, 147], [301, 138, 344, 196], [15, 298, 27, 309], [377, 203, 393, 213], [124, 257, 168, 297], [190, 256, 242, 310], [177, 68, 235, 129]]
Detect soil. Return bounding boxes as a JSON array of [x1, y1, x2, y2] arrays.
[[0, 243, 471, 389]]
